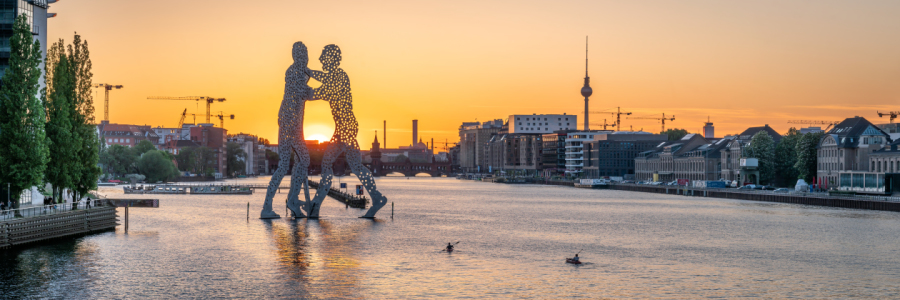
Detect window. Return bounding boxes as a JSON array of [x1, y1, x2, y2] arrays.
[[126, 139, 130, 143]]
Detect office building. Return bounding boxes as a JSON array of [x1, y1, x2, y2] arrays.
[[583, 131, 667, 179], [509, 114, 577, 134], [818, 117, 892, 186]]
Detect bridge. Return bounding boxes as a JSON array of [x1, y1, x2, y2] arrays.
[[365, 158, 452, 177]]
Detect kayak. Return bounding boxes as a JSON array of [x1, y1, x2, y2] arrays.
[[566, 258, 581, 264], [446, 248, 454, 253]]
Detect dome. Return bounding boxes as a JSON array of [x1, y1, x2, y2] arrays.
[[581, 86, 592, 97]]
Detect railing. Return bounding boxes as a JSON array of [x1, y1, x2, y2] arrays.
[[615, 183, 900, 203], [0, 199, 111, 221]]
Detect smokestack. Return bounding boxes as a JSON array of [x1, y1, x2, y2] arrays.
[[413, 119, 418, 146], [383, 120, 386, 149]]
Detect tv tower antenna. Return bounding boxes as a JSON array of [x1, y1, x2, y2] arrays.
[[581, 36, 593, 131]]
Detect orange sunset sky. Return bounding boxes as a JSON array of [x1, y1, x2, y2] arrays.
[[47, 0, 900, 149]]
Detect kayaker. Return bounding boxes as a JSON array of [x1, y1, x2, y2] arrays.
[[446, 243, 454, 251], [571, 254, 580, 262]]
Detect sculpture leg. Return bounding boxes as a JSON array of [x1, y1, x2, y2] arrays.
[[287, 140, 310, 218], [344, 142, 387, 218], [307, 142, 343, 218], [261, 143, 291, 219]]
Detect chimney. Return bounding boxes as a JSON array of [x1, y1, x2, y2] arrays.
[[412, 119, 418, 146]]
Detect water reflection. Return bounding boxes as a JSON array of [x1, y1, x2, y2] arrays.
[[264, 218, 375, 298]]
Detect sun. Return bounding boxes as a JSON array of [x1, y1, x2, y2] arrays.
[[308, 134, 329, 143]]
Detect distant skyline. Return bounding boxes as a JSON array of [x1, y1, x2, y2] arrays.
[[48, 0, 900, 147]]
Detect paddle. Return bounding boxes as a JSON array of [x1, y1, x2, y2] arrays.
[[441, 241, 460, 252]]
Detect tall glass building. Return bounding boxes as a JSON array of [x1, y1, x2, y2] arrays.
[[0, 0, 49, 82]]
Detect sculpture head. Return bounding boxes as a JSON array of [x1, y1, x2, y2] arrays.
[[292, 42, 308, 66], [320, 44, 341, 72]]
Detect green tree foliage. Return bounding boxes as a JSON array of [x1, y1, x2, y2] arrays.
[[225, 142, 246, 177], [133, 140, 156, 155], [196, 146, 217, 176], [744, 131, 776, 185], [774, 128, 801, 187], [175, 147, 196, 173], [68, 34, 101, 202], [137, 150, 180, 183], [105, 144, 138, 177], [43, 45, 76, 202], [662, 128, 690, 141], [0, 16, 48, 210], [795, 132, 824, 182]]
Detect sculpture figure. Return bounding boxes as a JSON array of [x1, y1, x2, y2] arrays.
[[260, 42, 315, 219], [307, 44, 388, 218]]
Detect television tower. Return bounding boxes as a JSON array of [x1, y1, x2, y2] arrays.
[[581, 36, 593, 131]]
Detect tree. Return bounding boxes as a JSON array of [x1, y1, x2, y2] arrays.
[[774, 128, 801, 187], [744, 131, 776, 185], [225, 142, 246, 177], [0, 15, 48, 211], [795, 132, 824, 182], [393, 154, 408, 162], [132, 140, 156, 156], [662, 128, 690, 141], [106, 144, 138, 177], [175, 146, 196, 173], [195, 146, 216, 176], [44, 43, 76, 203], [137, 150, 180, 183], [68, 33, 101, 203]]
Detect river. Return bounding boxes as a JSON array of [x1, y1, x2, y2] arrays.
[[2, 176, 900, 298]]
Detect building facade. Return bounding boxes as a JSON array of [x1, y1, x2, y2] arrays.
[[98, 122, 159, 148], [635, 134, 712, 182], [583, 131, 667, 179], [720, 125, 783, 182], [483, 133, 542, 175], [541, 131, 570, 178], [563, 131, 612, 176], [190, 123, 227, 176], [457, 119, 503, 173], [509, 114, 577, 134], [818, 117, 891, 186]]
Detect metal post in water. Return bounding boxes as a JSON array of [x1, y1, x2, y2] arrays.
[[125, 206, 129, 233], [247, 202, 249, 221], [391, 202, 394, 218]]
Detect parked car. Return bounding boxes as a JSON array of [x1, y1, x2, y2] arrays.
[[774, 188, 791, 193], [623, 180, 635, 184], [738, 185, 756, 190]]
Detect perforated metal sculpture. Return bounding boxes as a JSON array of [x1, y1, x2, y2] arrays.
[[307, 44, 388, 219], [260, 42, 314, 219]]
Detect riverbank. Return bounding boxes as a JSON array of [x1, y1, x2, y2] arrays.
[[460, 176, 900, 212]]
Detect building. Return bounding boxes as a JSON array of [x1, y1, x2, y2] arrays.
[[228, 133, 264, 176], [703, 119, 714, 139], [800, 127, 824, 134], [1, 0, 49, 85], [509, 114, 577, 134], [541, 130, 571, 178], [154, 126, 181, 147], [457, 119, 503, 173], [483, 132, 542, 176], [869, 140, 900, 174], [563, 131, 612, 176], [634, 134, 712, 182], [583, 131, 667, 179], [98, 122, 159, 148], [720, 125, 783, 182], [818, 117, 891, 186], [190, 123, 227, 176]]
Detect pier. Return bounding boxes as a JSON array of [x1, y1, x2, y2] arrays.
[[156, 180, 369, 208], [0, 200, 118, 249]]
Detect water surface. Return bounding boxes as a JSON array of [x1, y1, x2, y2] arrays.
[[2, 177, 899, 298]]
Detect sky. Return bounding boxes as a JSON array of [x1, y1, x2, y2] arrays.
[[47, 0, 900, 149]]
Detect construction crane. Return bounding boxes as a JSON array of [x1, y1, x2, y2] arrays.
[[94, 83, 123, 121], [590, 118, 617, 131], [629, 113, 675, 133], [787, 120, 840, 131], [147, 96, 226, 123], [215, 112, 235, 128], [877, 111, 899, 123], [614, 107, 632, 132], [176, 108, 187, 129]]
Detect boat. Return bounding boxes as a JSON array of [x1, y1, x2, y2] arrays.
[[124, 185, 187, 194], [190, 185, 253, 195], [565, 258, 582, 264]]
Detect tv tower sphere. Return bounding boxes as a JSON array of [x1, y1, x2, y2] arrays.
[[581, 85, 592, 98]]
